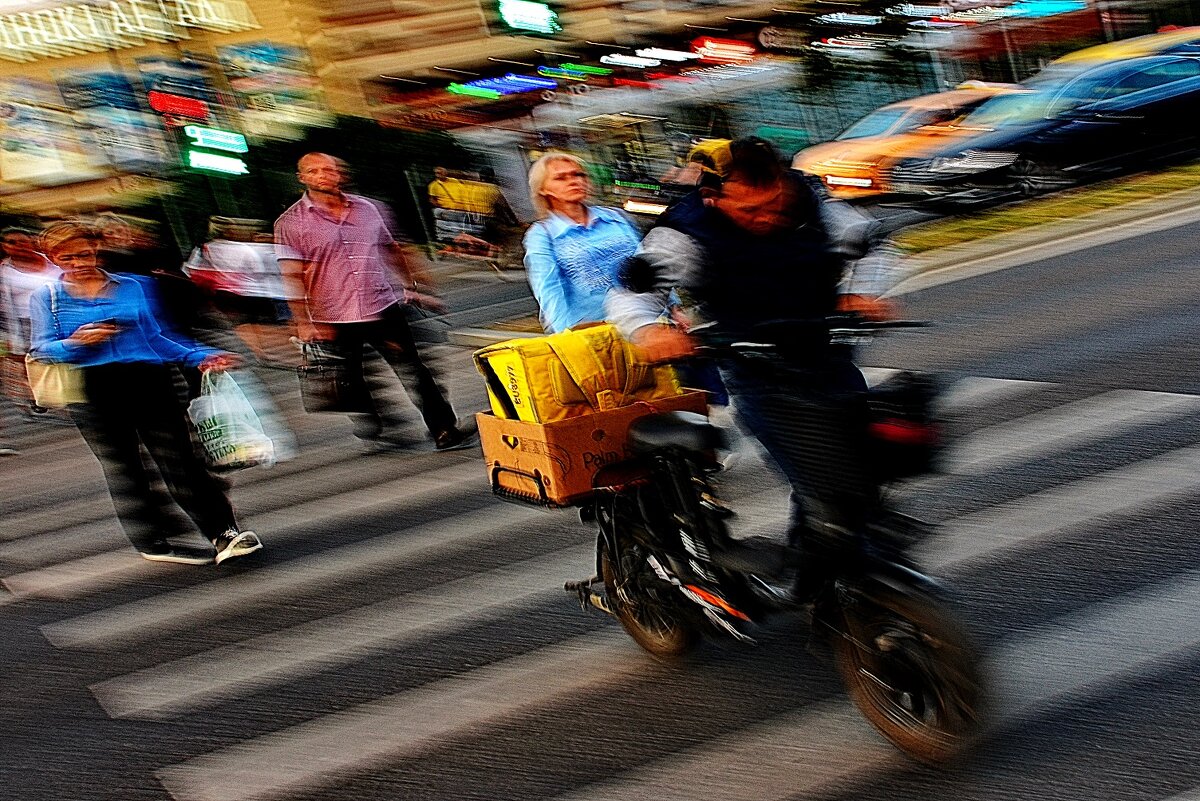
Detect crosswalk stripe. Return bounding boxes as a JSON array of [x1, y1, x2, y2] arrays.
[[0, 520, 127, 567], [929, 444, 1200, 569], [3, 461, 483, 601], [0, 437, 435, 544], [945, 389, 1200, 475], [154, 562, 1200, 801], [41, 504, 550, 649], [938, 376, 1052, 411], [92, 545, 594, 720], [859, 367, 899, 386], [548, 567, 1200, 801], [155, 630, 632, 801]]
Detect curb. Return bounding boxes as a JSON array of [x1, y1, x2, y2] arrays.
[[901, 183, 1200, 275]]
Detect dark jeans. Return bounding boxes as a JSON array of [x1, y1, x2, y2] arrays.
[[721, 355, 876, 551], [72, 363, 238, 549], [328, 303, 457, 440]]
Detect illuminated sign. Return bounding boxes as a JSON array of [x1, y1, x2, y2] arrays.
[[558, 62, 610, 76], [691, 37, 756, 64], [600, 54, 661, 68], [496, 0, 560, 34], [635, 47, 699, 62], [447, 73, 557, 98], [187, 149, 248, 175], [184, 125, 247, 153], [813, 12, 884, 25], [886, 4, 949, 17], [538, 66, 588, 81], [148, 90, 209, 119], [614, 179, 661, 191], [447, 83, 500, 99], [0, 0, 260, 63]]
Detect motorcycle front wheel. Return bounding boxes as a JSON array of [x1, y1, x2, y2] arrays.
[[600, 537, 699, 660], [833, 588, 985, 764]]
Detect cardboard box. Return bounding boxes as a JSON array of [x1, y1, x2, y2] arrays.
[[477, 391, 709, 507], [473, 324, 682, 423]]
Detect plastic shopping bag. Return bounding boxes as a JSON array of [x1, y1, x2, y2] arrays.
[[188, 370, 276, 471]]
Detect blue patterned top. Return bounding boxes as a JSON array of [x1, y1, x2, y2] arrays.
[[522, 206, 642, 333]]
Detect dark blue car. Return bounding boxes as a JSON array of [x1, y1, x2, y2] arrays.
[[890, 54, 1200, 205]]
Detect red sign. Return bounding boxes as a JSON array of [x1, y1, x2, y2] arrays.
[[147, 91, 210, 120], [691, 37, 756, 63]]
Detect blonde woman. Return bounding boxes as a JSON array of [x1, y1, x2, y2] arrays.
[[523, 153, 641, 333]]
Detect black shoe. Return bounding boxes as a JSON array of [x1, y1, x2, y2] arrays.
[[212, 529, 263, 565], [139, 541, 216, 565], [433, 427, 478, 451]]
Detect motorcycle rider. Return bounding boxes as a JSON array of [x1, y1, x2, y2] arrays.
[[605, 137, 901, 596]]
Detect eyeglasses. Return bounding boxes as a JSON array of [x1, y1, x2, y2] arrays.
[[549, 170, 588, 181]]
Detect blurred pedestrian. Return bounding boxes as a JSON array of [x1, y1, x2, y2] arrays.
[[523, 152, 642, 333], [275, 152, 470, 452], [1, 226, 62, 421], [185, 217, 295, 366], [28, 220, 262, 565]]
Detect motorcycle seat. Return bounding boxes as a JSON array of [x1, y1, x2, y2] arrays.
[[628, 411, 726, 455]]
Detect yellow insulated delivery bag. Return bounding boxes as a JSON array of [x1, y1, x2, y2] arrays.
[[473, 323, 684, 423]]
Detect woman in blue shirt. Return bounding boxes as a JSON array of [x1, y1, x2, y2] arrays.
[[523, 153, 642, 333], [28, 220, 262, 566]]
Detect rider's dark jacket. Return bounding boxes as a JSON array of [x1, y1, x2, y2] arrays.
[[605, 171, 853, 353]]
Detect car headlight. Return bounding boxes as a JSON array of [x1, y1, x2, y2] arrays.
[[929, 150, 1018, 173]]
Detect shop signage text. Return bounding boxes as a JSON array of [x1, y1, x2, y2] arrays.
[[0, 0, 260, 63]]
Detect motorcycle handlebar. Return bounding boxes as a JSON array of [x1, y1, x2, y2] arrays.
[[689, 315, 931, 358]]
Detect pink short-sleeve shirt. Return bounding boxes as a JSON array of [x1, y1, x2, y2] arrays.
[[274, 193, 400, 323]]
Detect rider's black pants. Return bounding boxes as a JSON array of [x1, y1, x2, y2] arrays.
[[720, 355, 877, 553]]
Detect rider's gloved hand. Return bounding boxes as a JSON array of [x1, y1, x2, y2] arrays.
[[633, 324, 696, 364]]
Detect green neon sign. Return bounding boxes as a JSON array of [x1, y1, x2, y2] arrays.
[[183, 125, 248, 154], [187, 149, 249, 175], [614, 180, 661, 191], [497, 0, 561, 34], [559, 63, 612, 76], [447, 83, 502, 99]]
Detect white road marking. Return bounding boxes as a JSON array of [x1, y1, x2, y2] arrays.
[[3, 462, 483, 601], [156, 631, 635, 801], [945, 389, 1200, 475], [90, 545, 593, 719], [550, 566, 1200, 801], [41, 504, 550, 649]]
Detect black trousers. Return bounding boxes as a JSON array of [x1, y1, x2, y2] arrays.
[[72, 363, 237, 549], [328, 304, 457, 440]]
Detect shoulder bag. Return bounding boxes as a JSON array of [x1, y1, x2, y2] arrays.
[[25, 284, 85, 408]]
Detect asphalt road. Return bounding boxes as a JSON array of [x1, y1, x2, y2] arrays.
[[4, 211, 1200, 801]]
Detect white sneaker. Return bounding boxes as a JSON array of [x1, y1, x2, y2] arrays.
[[213, 529, 263, 565]]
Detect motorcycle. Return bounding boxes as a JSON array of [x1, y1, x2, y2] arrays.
[[564, 316, 986, 764]]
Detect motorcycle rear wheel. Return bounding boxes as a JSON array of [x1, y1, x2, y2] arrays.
[[833, 589, 985, 764], [600, 539, 699, 660]]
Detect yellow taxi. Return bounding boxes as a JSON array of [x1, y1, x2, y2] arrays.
[[791, 82, 1018, 199]]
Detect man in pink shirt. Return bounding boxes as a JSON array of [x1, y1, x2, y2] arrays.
[[275, 153, 469, 451]]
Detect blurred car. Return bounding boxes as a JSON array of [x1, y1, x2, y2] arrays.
[[890, 54, 1200, 204], [1050, 25, 1200, 68], [792, 82, 1018, 199]]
